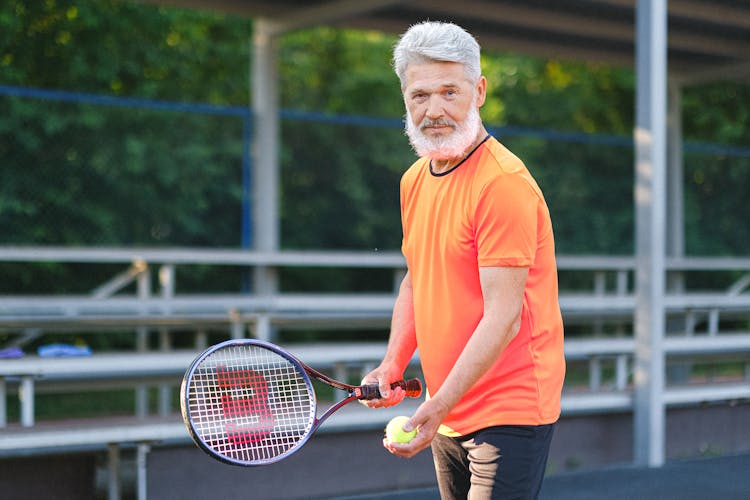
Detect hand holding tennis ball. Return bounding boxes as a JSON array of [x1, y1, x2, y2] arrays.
[[385, 416, 417, 444]]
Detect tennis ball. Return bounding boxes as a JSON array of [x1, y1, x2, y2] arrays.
[[385, 416, 417, 444]]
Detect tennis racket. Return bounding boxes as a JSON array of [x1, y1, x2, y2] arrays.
[[180, 339, 422, 466]]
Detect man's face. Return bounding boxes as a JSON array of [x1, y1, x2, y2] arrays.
[[402, 61, 486, 161]]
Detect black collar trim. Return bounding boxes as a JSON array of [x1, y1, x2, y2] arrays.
[[429, 134, 492, 177]]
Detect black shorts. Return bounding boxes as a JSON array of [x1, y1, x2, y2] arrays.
[[431, 423, 555, 500]]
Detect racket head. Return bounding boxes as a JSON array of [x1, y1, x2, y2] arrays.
[[180, 339, 317, 466]]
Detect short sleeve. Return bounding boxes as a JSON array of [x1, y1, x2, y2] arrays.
[[474, 173, 538, 267]]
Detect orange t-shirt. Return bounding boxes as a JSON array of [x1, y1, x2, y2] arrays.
[[400, 136, 565, 436]]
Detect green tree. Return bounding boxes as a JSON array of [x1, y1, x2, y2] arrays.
[[682, 83, 750, 255], [1, 0, 748, 290], [0, 0, 253, 294]]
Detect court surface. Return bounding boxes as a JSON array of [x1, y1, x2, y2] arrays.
[[328, 452, 750, 500]]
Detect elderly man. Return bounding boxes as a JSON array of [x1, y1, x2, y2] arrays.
[[362, 21, 566, 499]]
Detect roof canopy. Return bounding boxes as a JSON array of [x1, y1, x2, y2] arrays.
[[146, 0, 750, 85]]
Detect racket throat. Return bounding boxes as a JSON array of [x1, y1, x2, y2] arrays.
[[317, 393, 359, 426]]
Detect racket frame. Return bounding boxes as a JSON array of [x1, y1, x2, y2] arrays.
[[180, 339, 412, 466], [181, 339, 318, 466]]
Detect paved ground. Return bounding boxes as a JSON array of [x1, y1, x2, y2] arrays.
[[143, 405, 750, 499], [329, 452, 750, 500], [540, 452, 750, 500]]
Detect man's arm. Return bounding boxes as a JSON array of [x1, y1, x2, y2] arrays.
[[386, 265, 528, 457], [360, 271, 418, 407]]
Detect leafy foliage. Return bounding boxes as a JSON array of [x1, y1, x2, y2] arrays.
[[1, 0, 748, 298]]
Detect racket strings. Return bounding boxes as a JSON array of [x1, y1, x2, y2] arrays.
[[187, 344, 315, 463]]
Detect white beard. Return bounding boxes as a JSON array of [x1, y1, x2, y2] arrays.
[[405, 99, 482, 161]]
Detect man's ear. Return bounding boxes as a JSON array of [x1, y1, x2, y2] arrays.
[[476, 76, 487, 107]]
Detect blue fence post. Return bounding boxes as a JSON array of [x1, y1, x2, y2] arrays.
[[241, 111, 253, 249]]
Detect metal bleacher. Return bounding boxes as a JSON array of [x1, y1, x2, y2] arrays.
[[1, 246, 750, 499]]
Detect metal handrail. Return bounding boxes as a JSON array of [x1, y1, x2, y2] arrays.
[[0, 247, 748, 430]]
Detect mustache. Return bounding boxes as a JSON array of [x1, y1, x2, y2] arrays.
[[420, 118, 456, 129]]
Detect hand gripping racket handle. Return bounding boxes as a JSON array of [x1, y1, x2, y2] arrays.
[[358, 378, 423, 400]]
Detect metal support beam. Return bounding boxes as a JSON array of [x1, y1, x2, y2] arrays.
[[633, 0, 668, 468], [19, 376, 34, 427], [136, 443, 150, 500], [92, 260, 148, 299], [264, 0, 406, 36], [136, 266, 151, 418], [0, 379, 6, 428], [158, 264, 174, 416], [665, 80, 693, 387], [251, 19, 280, 297], [666, 82, 685, 298], [675, 60, 750, 86], [666, 82, 684, 265], [253, 314, 272, 342], [107, 443, 121, 500]]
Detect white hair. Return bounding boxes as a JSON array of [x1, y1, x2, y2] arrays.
[[392, 21, 482, 89]]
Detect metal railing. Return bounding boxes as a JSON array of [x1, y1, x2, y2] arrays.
[[0, 246, 748, 500], [1, 246, 749, 424]]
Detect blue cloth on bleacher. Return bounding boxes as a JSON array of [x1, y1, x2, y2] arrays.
[[37, 344, 92, 357]]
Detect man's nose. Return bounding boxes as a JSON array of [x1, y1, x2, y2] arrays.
[[425, 95, 443, 119]]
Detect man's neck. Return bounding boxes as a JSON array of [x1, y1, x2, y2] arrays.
[[430, 127, 489, 174]]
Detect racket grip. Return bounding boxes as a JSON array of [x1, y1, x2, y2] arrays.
[[359, 378, 423, 400]]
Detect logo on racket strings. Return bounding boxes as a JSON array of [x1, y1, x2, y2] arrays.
[[216, 366, 275, 445]]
